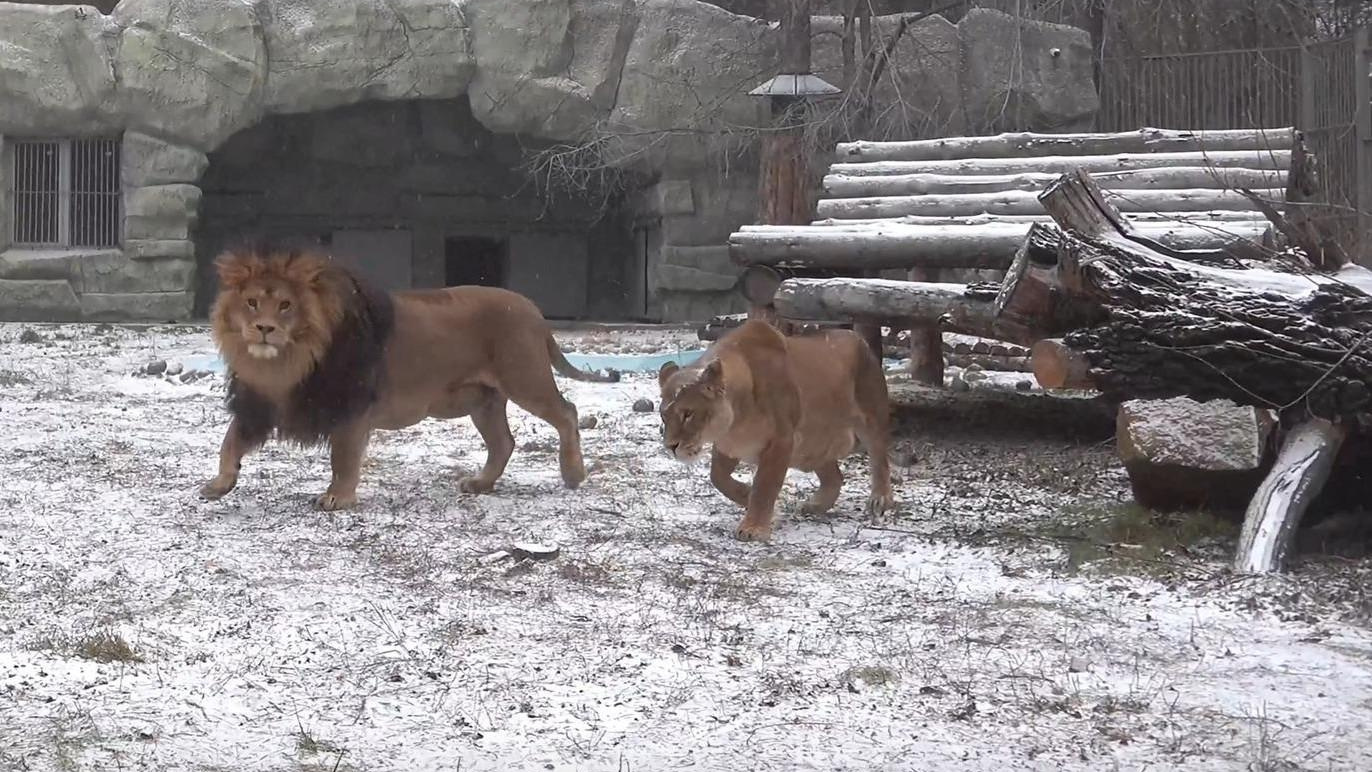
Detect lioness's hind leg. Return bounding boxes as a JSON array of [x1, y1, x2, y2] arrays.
[[462, 390, 514, 494], [854, 349, 894, 518], [498, 361, 587, 490], [801, 461, 843, 515]]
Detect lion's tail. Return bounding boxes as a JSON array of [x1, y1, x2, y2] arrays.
[[547, 335, 621, 383]]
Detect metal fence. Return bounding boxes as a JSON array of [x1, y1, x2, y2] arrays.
[[1099, 31, 1370, 257]]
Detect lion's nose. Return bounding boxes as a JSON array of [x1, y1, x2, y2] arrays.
[[254, 323, 276, 335]]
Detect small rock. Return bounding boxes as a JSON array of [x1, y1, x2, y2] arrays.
[[578, 415, 598, 430], [950, 377, 971, 393], [144, 360, 167, 376], [18, 329, 43, 344], [961, 368, 987, 382], [165, 362, 184, 376], [963, 363, 983, 374], [1068, 656, 1091, 674], [632, 398, 654, 413], [1015, 379, 1033, 391], [510, 543, 560, 562], [179, 371, 198, 384]]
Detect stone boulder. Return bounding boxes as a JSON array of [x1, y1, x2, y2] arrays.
[[1117, 397, 1277, 513], [0, 5, 120, 136], [468, 0, 640, 140], [957, 8, 1098, 133], [112, 0, 268, 150], [609, 0, 776, 173], [123, 184, 202, 241], [121, 132, 209, 187], [261, 0, 474, 116]]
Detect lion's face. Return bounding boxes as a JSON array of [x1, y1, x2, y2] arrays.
[[657, 359, 733, 463], [210, 248, 344, 383]]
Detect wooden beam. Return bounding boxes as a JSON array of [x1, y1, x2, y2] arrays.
[[815, 187, 1283, 221], [823, 166, 1287, 199]]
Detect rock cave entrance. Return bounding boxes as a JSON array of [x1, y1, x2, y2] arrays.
[[193, 97, 635, 320]]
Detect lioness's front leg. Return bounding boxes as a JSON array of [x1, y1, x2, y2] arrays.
[[736, 438, 792, 542], [801, 461, 844, 515], [710, 449, 750, 506], [200, 418, 254, 500], [317, 421, 371, 511]]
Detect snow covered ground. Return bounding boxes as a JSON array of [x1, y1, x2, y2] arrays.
[[0, 322, 1369, 772]]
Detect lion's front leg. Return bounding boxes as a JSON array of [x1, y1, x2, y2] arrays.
[[710, 449, 750, 506], [318, 422, 371, 511], [200, 418, 255, 501], [736, 437, 792, 542]]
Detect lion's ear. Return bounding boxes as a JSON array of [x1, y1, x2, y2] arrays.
[[284, 253, 331, 289], [658, 361, 679, 388], [700, 359, 725, 392], [215, 253, 256, 288]]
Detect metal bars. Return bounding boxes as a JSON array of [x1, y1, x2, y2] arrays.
[[10, 137, 121, 248]]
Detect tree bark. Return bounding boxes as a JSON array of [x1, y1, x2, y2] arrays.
[[834, 127, 1297, 163], [1234, 418, 1347, 573]]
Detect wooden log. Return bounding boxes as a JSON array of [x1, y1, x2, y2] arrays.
[[728, 219, 1274, 270], [947, 353, 1034, 372], [906, 266, 943, 386], [829, 149, 1293, 178], [773, 278, 1004, 340], [992, 224, 1108, 343], [823, 166, 1287, 199], [1234, 418, 1347, 573], [802, 211, 1274, 227], [835, 127, 1297, 163], [1031, 338, 1094, 390], [815, 187, 1283, 221]]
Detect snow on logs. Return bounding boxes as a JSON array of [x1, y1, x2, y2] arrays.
[[814, 187, 1284, 220], [835, 127, 1297, 164]]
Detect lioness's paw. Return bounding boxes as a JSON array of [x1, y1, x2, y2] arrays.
[[199, 477, 236, 501], [865, 491, 894, 518], [315, 492, 357, 511], [459, 476, 495, 494], [734, 521, 772, 542]]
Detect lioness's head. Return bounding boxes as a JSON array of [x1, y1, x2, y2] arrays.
[[210, 247, 344, 377], [657, 359, 733, 463]]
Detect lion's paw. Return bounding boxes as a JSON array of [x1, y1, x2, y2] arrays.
[[734, 520, 772, 542], [865, 490, 894, 518], [315, 491, 357, 511], [199, 477, 236, 501], [459, 476, 495, 495]]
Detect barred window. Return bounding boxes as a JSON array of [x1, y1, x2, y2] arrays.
[[10, 138, 121, 248]]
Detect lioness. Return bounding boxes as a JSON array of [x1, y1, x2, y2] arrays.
[[200, 243, 617, 510], [657, 319, 893, 541]]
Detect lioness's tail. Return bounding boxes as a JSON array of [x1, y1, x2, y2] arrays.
[[547, 335, 621, 383]]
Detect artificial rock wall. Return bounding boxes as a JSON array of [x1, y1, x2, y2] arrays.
[[0, 0, 1097, 322]]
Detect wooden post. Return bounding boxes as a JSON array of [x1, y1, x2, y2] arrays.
[[756, 0, 814, 228], [905, 265, 943, 385]]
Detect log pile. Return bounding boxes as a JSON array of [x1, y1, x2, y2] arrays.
[[997, 168, 1372, 574]]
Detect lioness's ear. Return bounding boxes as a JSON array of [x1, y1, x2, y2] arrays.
[[658, 361, 679, 388], [214, 253, 255, 288], [700, 359, 724, 389]]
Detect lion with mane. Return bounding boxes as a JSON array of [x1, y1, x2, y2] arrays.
[[200, 242, 617, 510]]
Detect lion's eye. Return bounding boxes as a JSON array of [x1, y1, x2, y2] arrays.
[[246, 298, 258, 310], [279, 300, 292, 312]]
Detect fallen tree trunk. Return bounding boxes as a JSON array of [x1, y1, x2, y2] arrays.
[[835, 127, 1296, 163], [829, 149, 1292, 178], [815, 187, 1283, 220], [1031, 338, 1093, 390], [823, 166, 1286, 199], [1234, 418, 1347, 573], [729, 219, 1274, 270]]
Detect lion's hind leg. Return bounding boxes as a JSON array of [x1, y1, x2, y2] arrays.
[[461, 389, 514, 494], [496, 355, 587, 490], [800, 460, 844, 515]]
